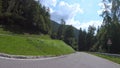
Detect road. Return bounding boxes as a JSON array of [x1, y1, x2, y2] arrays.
[[0, 52, 120, 68]]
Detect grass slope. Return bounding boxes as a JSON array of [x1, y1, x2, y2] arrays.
[[89, 52, 120, 64], [0, 28, 75, 56]]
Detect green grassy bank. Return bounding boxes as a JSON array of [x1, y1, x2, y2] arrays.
[[89, 52, 120, 64], [0, 34, 75, 56]]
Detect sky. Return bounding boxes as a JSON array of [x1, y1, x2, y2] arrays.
[[40, 0, 104, 30]]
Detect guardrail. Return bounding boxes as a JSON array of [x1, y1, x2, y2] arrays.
[[95, 52, 120, 57]]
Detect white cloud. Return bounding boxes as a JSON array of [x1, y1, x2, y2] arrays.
[[97, 10, 103, 15], [49, 8, 54, 13], [97, 3, 104, 15], [66, 18, 102, 30], [80, 20, 102, 30], [59, 1, 66, 6], [40, 0, 57, 7], [97, 2, 112, 15], [52, 0, 57, 7], [51, 1, 83, 23], [41, 0, 102, 30], [98, 2, 105, 9], [41, 0, 84, 29], [66, 19, 102, 30], [66, 18, 81, 29]]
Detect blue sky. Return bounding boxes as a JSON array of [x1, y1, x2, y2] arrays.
[[40, 0, 104, 29]]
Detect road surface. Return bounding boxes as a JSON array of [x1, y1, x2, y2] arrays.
[[0, 52, 120, 68]]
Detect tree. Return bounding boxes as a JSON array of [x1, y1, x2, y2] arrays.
[[0, 0, 51, 34], [64, 25, 76, 49], [92, 0, 112, 52], [92, 0, 120, 53], [0, 0, 2, 14], [78, 28, 87, 51], [78, 26, 96, 51], [86, 25, 96, 51], [78, 28, 84, 51], [2, 0, 10, 12], [57, 19, 65, 40]]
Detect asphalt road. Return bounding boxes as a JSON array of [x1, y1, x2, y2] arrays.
[[0, 52, 120, 68]]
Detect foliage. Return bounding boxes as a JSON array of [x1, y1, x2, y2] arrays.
[[0, 0, 51, 34], [92, 0, 120, 53], [64, 25, 77, 50], [78, 28, 87, 51], [78, 26, 96, 51], [51, 20, 79, 41], [51, 21, 78, 50], [0, 0, 2, 14], [57, 19, 66, 40]]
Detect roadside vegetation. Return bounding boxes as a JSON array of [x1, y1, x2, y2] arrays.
[[89, 52, 120, 64], [0, 0, 120, 57], [0, 0, 75, 57], [0, 34, 75, 56]]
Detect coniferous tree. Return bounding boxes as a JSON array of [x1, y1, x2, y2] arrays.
[[86, 25, 96, 51], [57, 19, 65, 40], [64, 25, 76, 49], [0, 0, 2, 14], [92, 0, 120, 53], [0, 0, 51, 34], [78, 28, 87, 51]]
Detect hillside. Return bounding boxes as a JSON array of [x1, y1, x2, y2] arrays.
[[51, 20, 79, 40], [0, 28, 75, 56], [0, 0, 75, 56]]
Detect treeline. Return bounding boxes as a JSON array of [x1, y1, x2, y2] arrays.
[[51, 19, 78, 50], [0, 0, 51, 34], [51, 20, 97, 51], [91, 0, 120, 53], [78, 26, 96, 51], [78, 0, 120, 54]]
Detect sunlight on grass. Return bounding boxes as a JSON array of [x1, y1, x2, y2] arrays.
[[0, 35, 75, 56]]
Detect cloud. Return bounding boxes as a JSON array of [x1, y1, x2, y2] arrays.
[[49, 8, 54, 13], [40, 0, 57, 7], [66, 18, 81, 29], [51, 1, 83, 23], [41, 0, 84, 29], [66, 18, 102, 30], [97, 2, 112, 15], [41, 0, 102, 30], [80, 20, 102, 30]]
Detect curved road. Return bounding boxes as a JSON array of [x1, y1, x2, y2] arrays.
[[0, 52, 120, 68]]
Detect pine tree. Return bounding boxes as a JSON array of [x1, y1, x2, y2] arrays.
[[0, 0, 2, 14], [57, 19, 66, 40], [93, 0, 120, 53], [86, 25, 96, 51], [0, 0, 51, 34], [78, 28, 87, 51], [64, 25, 76, 49]]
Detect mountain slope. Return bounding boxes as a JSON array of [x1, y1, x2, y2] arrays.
[[51, 20, 79, 40]]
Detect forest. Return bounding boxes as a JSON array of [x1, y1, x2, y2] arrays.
[[78, 0, 120, 54], [0, 0, 120, 54], [0, 0, 51, 34]]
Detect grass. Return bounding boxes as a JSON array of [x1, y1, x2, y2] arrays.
[[89, 52, 120, 64], [0, 28, 75, 56], [0, 27, 13, 34]]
